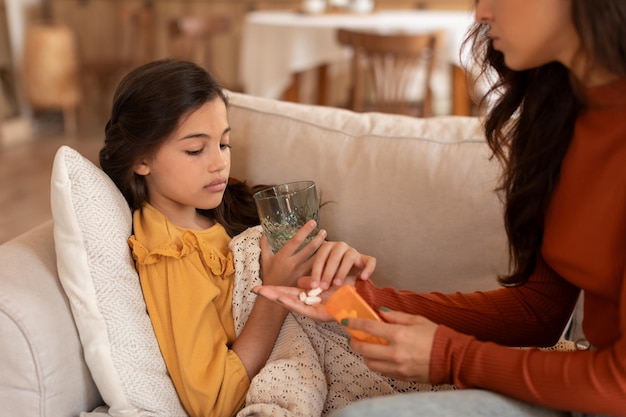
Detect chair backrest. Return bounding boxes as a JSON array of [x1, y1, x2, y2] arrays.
[[337, 28, 442, 117], [78, 3, 154, 70], [118, 4, 156, 68], [166, 16, 232, 70]]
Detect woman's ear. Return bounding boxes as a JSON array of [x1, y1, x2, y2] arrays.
[[133, 161, 150, 176]]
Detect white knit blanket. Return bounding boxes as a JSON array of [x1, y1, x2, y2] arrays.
[[229, 226, 455, 417]]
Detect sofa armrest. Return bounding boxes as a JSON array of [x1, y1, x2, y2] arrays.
[[0, 220, 102, 417]]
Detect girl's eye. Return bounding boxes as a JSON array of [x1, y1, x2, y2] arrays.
[[185, 149, 203, 156], [221, 143, 232, 150]]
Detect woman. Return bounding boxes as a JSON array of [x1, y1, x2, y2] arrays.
[[254, 0, 626, 416]]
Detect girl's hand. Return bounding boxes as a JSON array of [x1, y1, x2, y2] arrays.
[[252, 278, 357, 322], [253, 284, 335, 322], [306, 241, 377, 290], [259, 220, 327, 287], [342, 309, 438, 383]]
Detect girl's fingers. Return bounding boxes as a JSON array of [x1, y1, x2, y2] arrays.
[[281, 220, 326, 259], [319, 242, 351, 285], [309, 242, 333, 287], [312, 244, 375, 289], [259, 233, 272, 261], [253, 284, 303, 298], [358, 255, 376, 280], [297, 227, 328, 260], [253, 284, 334, 321]]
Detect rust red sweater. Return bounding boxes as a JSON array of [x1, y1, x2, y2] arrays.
[[357, 77, 626, 416]]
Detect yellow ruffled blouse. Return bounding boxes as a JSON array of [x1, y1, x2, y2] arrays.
[[129, 204, 250, 417]]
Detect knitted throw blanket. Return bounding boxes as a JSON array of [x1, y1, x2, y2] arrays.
[[229, 226, 455, 417]]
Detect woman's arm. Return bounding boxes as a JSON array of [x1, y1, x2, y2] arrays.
[[356, 256, 580, 347]]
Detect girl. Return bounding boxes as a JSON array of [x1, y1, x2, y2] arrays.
[[99, 59, 376, 417], [255, 0, 626, 416]]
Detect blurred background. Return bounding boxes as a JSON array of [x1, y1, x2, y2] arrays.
[[0, 0, 477, 244]]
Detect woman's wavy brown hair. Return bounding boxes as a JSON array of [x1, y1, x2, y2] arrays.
[[99, 59, 260, 237], [464, 0, 626, 286]]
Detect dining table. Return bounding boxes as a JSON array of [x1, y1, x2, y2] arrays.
[[239, 9, 478, 115]]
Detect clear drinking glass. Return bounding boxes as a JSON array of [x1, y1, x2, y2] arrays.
[[253, 180, 320, 253]]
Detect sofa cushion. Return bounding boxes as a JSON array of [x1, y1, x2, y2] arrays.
[[50, 146, 186, 417], [227, 92, 508, 293]]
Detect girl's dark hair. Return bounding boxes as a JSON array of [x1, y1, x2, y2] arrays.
[[99, 59, 260, 237], [464, 0, 626, 286]]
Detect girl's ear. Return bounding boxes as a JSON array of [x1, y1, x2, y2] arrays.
[[133, 161, 150, 176]]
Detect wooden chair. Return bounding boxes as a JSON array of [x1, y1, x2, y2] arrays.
[[80, 3, 156, 125], [337, 28, 442, 117], [166, 16, 232, 74]]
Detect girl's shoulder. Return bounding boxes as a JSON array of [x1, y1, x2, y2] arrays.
[[130, 205, 232, 264]]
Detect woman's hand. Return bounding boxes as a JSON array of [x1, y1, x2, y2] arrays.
[[343, 309, 438, 383]]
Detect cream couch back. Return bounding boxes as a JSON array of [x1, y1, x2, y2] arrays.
[[227, 92, 508, 293]]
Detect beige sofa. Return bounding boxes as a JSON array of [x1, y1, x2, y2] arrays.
[[0, 92, 510, 416]]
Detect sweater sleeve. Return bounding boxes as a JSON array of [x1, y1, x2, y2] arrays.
[[130, 232, 250, 417], [357, 257, 579, 347], [356, 258, 626, 415], [430, 323, 626, 416]]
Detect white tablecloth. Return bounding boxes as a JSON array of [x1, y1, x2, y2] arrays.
[[239, 9, 476, 105]]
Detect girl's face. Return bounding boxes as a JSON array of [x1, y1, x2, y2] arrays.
[[476, 0, 579, 72], [134, 98, 231, 228]]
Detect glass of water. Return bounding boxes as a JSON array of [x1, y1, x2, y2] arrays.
[[253, 181, 320, 253]]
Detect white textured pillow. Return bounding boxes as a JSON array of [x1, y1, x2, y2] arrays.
[[50, 145, 187, 417]]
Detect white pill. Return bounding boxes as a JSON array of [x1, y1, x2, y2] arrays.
[[299, 291, 307, 302], [307, 287, 323, 297], [304, 296, 322, 305]]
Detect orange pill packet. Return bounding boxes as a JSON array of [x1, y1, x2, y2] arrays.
[[325, 285, 387, 345]]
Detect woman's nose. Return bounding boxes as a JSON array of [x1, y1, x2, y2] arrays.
[[475, 0, 494, 24]]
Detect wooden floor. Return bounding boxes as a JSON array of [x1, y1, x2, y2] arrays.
[[0, 116, 102, 244]]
